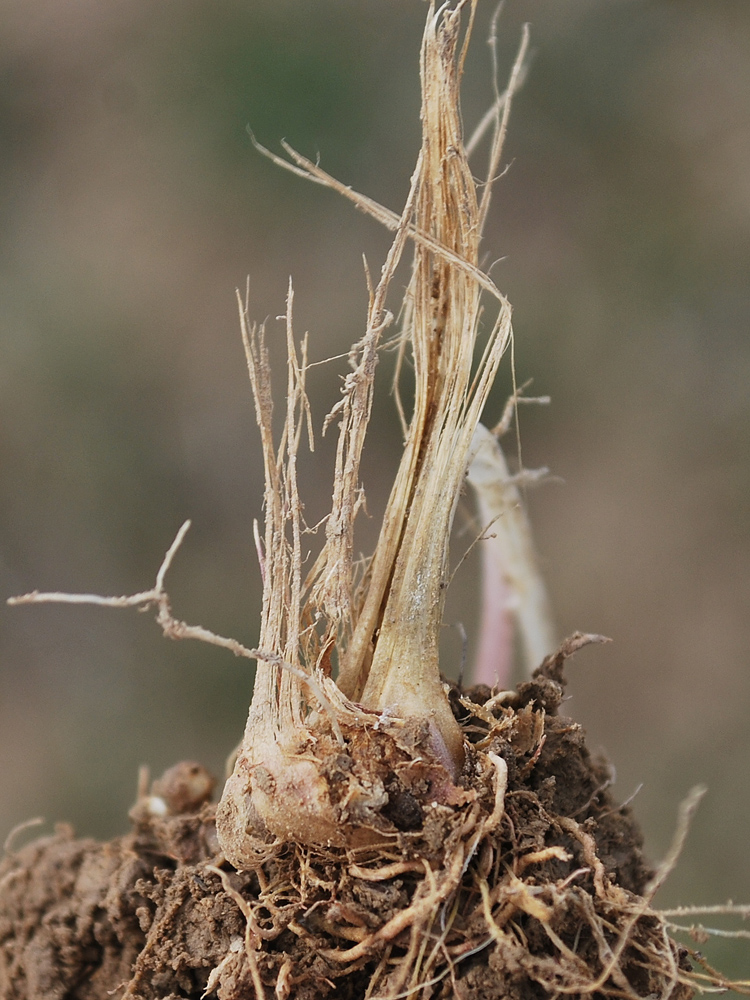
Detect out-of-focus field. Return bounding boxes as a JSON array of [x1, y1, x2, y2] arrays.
[[1, 0, 748, 982]]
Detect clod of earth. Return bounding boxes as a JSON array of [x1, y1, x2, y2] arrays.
[[1, 649, 697, 1000]]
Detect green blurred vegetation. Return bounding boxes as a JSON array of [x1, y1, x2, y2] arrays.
[[1, 0, 748, 984]]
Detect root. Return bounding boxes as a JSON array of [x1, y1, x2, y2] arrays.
[[205, 866, 266, 1000], [4, 673, 748, 1000], [197, 724, 736, 1000], [8, 519, 346, 747], [319, 851, 466, 965]]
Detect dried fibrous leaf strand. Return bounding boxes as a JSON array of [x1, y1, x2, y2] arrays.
[[342, 2, 514, 753]]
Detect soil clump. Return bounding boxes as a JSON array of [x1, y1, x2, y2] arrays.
[[0, 642, 693, 1000]]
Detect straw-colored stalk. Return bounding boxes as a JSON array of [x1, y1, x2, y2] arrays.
[[216, 0, 530, 861]]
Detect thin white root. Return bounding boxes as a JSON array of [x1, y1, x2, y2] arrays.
[[656, 903, 750, 918], [665, 922, 750, 942], [8, 520, 345, 745], [482, 752, 509, 838], [8, 519, 192, 612], [205, 865, 265, 1000], [320, 849, 467, 965], [3, 817, 45, 855], [579, 785, 708, 996]]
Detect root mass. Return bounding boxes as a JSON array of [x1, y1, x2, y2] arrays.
[[0, 650, 695, 1000]]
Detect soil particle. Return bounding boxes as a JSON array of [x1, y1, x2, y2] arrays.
[[0, 644, 693, 1000]]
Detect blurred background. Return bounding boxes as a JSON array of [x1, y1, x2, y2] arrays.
[[1, 0, 748, 982]]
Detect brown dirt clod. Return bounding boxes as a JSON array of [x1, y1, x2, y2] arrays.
[[0, 646, 695, 1000]]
